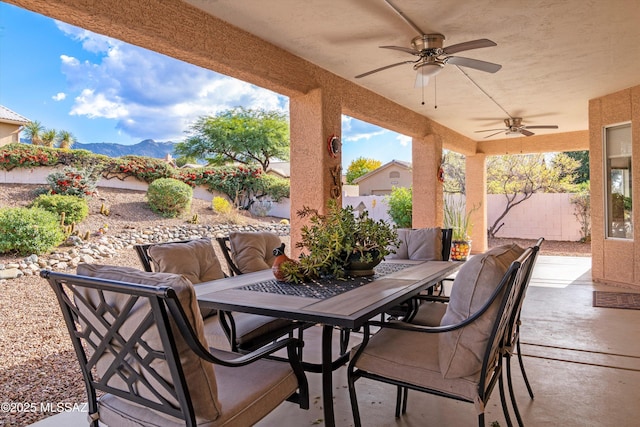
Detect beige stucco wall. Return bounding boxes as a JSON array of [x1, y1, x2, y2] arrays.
[[589, 86, 640, 288], [0, 123, 21, 146], [356, 164, 412, 196]]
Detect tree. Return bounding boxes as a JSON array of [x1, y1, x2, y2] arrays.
[[41, 129, 58, 148], [175, 107, 290, 170], [487, 153, 579, 237], [565, 150, 590, 184], [23, 121, 44, 145], [346, 157, 382, 184], [57, 130, 75, 149], [442, 150, 466, 193], [386, 186, 412, 227]]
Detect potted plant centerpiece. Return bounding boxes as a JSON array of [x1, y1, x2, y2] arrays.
[[277, 200, 400, 283], [444, 196, 479, 261]]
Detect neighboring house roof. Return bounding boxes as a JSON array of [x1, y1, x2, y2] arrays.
[[352, 159, 412, 184], [0, 105, 30, 125], [267, 161, 290, 178]]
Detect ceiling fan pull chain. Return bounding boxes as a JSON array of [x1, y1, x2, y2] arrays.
[[421, 73, 425, 105], [434, 76, 438, 109]]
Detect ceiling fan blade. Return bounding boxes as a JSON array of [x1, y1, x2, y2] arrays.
[[383, 0, 426, 36], [483, 130, 506, 138], [443, 38, 497, 55], [475, 128, 507, 133], [446, 56, 502, 73], [523, 125, 559, 129], [380, 45, 420, 55], [355, 60, 416, 78], [520, 129, 535, 137]]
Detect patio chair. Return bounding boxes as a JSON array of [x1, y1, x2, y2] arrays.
[[347, 245, 535, 427], [216, 231, 283, 276], [217, 232, 350, 356], [41, 264, 309, 427], [410, 238, 544, 426], [135, 238, 304, 354], [384, 227, 453, 319]]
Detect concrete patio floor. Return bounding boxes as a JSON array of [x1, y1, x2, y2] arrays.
[[31, 255, 640, 426]]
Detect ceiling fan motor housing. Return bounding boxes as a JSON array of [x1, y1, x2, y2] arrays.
[[411, 33, 445, 54]]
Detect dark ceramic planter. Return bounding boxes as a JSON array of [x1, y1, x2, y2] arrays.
[[344, 250, 382, 277]]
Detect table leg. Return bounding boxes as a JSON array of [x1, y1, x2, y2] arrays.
[[322, 324, 336, 427]]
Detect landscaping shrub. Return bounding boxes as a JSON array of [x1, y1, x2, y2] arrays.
[[103, 155, 174, 183], [386, 186, 413, 228], [0, 143, 57, 171], [0, 207, 65, 255], [212, 196, 232, 214], [47, 166, 98, 197], [146, 178, 193, 218], [30, 194, 89, 225]]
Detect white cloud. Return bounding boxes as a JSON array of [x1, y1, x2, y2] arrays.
[[71, 89, 128, 119], [396, 134, 411, 146], [56, 21, 287, 141], [343, 129, 388, 142], [52, 92, 66, 101]]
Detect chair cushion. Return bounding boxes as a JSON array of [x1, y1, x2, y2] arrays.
[[412, 301, 448, 326], [229, 231, 282, 273], [231, 312, 296, 346], [438, 244, 524, 379], [76, 264, 221, 424], [387, 228, 442, 261], [352, 327, 480, 405], [148, 238, 225, 284], [98, 348, 298, 427]]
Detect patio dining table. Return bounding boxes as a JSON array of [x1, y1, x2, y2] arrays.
[[196, 259, 461, 427]]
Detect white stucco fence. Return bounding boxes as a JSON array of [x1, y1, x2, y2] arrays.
[[1, 167, 584, 241]]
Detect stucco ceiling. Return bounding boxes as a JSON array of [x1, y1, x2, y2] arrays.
[[182, 0, 640, 141]]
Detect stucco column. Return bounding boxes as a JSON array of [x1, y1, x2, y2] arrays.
[[466, 154, 487, 253], [412, 134, 443, 227], [289, 88, 342, 257]]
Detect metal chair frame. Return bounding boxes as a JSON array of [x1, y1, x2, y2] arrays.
[[348, 248, 535, 427], [41, 269, 308, 427]]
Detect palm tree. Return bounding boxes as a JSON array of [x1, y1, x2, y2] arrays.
[[23, 121, 44, 145], [57, 130, 75, 149], [41, 129, 58, 148]]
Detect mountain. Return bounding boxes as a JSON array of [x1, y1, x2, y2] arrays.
[[73, 139, 177, 159]]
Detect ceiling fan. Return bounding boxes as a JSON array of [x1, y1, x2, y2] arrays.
[[475, 117, 559, 138], [355, 0, 502, 87]]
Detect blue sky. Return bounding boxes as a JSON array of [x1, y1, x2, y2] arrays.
[[0, 2, 411, 167]]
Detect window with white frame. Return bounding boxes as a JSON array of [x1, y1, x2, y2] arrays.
[[605, 123, 633, 239]]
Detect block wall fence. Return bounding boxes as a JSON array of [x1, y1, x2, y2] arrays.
[[1, 167, 583, 241]]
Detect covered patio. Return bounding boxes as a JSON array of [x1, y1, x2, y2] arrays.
[[4, 0, 640, 425], [31, 255, 640, 426]]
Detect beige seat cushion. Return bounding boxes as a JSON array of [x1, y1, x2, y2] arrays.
[[232, 312, 296, 346], [98, 348, 299, 427], [387, 227, 443, 261], [148, 238, 225, 318], [412, 301, 448, 326], [438, 244, 524, 378], [229, 231, 282, 273], [76, 264, 221, 424], [148, 238, 225, 284], [352, 328, 480, 405]]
